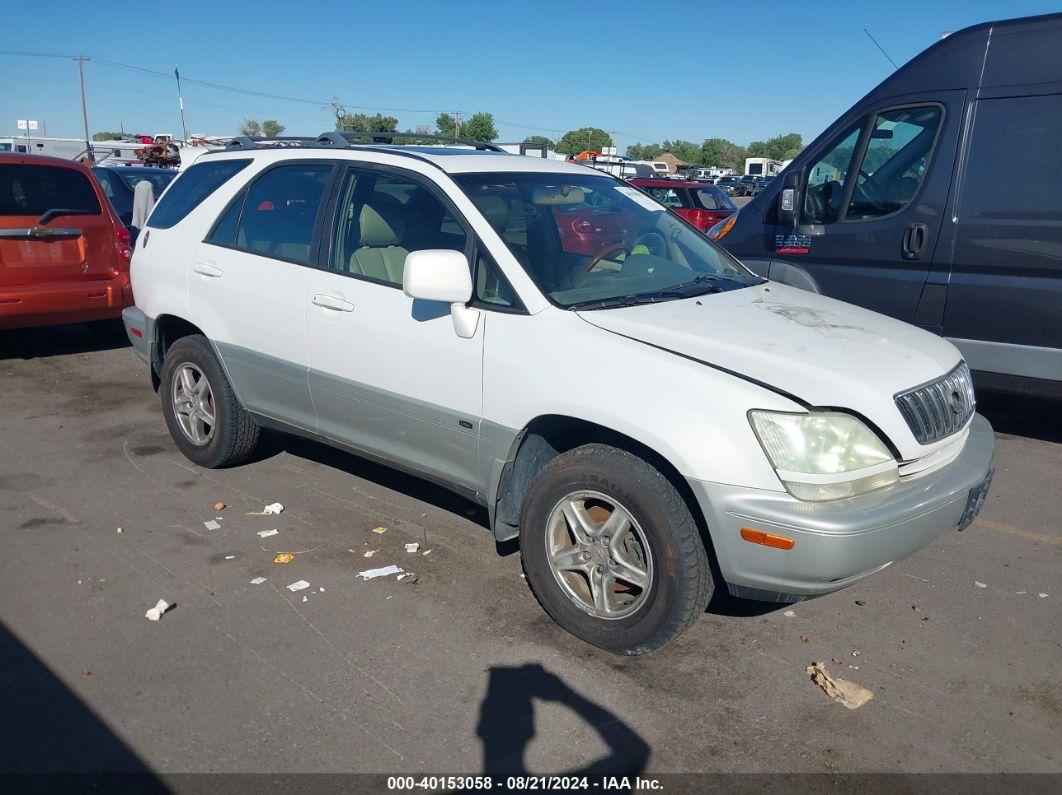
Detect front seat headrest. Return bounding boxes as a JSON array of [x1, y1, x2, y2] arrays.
[[358, 203, 405, 247], [472, 195, 510, 233]]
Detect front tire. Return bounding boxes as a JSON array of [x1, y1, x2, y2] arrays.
[[160, 334, 259, 468], [520, 444, 713, 655]]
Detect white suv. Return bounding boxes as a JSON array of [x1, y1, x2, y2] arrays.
[[123, 135, 995, 654]]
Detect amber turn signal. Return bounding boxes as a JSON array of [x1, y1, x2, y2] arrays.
[[740, 527, 795, 550]]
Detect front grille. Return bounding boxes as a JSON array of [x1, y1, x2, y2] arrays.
[[894, 362, 976, 445]]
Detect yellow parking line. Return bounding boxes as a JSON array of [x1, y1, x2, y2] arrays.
[[975, 517, 1062, 547]]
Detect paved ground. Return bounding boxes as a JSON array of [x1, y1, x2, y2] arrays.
[[1, 323, 1060, 779]]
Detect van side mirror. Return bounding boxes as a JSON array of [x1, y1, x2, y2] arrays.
[[777, 170, 801, 229], [402, 249, 480, 339]]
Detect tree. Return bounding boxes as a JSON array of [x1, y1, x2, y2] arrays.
[[626, 143, 663, 160], [748, 132, 803, 161], [262, 120, 285, 137], [240, 119, 262, 136], [701, 138, 747, 171], [92, 131, 124, 141], [556, 127, 612, 155], [436, 111, 498, 142], [523, 135, 554, 150], [330, 102, 399, 136]]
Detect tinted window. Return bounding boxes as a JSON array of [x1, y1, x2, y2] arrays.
[[846, 106, 941, 220], [643, 186, 688, 208], [693, 187, 736, 211], [147, 159, 250, 229], [234, 164, 332, 264], [803, 125, 860, 224], [0, 164, 100, 216], [207, 192, 246, 246], [960, 94, 1062, 220], [115, 169, 176, 198], [92, 169, 119, 200], [329, 169, 467, 286]]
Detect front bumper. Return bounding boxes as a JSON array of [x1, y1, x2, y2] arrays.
[[0, 273, 133, 330], [688, 413, 996, 602]]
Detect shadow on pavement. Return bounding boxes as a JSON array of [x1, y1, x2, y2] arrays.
[[0, 321, 130, 361], [0, 620, 165, 788], [974, 389, 1062, 444], [475, 663, 650, 778]]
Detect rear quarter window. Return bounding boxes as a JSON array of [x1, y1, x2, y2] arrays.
[[0, 164, 100, 216], [147, 159, 251, 229]]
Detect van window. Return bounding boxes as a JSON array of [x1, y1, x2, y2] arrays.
[[846, 106, 942, 220], [147, 159, 250, 229], [803, 125, 860, 224], [234, 164, 332, 264], [329, 169, 468, 287], [959, 94, 1062, 220]]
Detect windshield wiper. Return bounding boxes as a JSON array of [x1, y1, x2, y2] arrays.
[[567, 290, 690, 311], [666, 273, 744, 293], [36, 208, 95, 225]]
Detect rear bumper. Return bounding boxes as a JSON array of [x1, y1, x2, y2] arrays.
[[689, 413, 996, 602], [121, 306, 154, 365], [0, 273, 133, 329]]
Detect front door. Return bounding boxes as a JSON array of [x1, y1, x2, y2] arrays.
[[305, 164, 483, 490], [769, 90, 964, 325]]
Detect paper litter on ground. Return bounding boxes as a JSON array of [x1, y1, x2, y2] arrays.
[[371, 526, 388, 534], [975, 581, 988, 589], [247, 502, 284, 516], [405, 542, 420, 553], [273, 553, 295, 564], [806, 662, 873, 710], [145, 599, 171, 621], [287, 579, 310, 592], [250, 577, 266, 585], [257, 529, 279, 538], [203, 519, 222, 531], [357, 565, 404, 580], [783, 609, 796, 617], [224, 555, 235, 560]]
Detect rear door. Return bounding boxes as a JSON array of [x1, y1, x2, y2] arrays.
[[939, 92, 1062, 383], [770, 90, 963, 325], [0, 161, 115, 287]]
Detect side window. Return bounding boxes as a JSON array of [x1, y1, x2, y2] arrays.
[[94, 170, 115, 199], [803, 125, 861, 224], [234, 163, 332, 264], [959, 94, 1062, 220], [645, 187, 686, 208], [329, 169, 468, 287], [846, 105, 942, 220], [474, 247, 521, 310], [206, 191, 246, 247], [147, 159, 250, 229]]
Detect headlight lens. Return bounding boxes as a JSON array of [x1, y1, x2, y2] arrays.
[[749, 410, 898, 501]]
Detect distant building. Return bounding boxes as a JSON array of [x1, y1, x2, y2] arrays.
[[657, 153, 687, 174]]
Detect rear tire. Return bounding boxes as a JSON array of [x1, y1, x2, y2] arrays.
[[160, 334, 259, 468], [520, 444, 713, 655]]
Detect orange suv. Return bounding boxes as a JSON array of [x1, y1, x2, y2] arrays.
[[0, 153, 133, 329]]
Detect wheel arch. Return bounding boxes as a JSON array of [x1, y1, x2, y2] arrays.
[[490, 414, 718, 567], [151, 314, 207, 391]]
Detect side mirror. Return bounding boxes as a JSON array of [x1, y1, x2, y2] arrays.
[[402, 249, 480, 339], [777, 170, 801, 229]]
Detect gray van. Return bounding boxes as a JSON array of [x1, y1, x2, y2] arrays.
[[713, 12, 1062, 398]]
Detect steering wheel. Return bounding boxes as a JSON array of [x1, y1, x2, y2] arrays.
[[632, 231, 667, 258], [856, 169, 884, 206], [582, 242, 628, 273]]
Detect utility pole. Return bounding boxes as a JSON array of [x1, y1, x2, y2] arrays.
[[175, 67, 189, 141], [454, 111, 461, 139], [75, 55, 92, 161]]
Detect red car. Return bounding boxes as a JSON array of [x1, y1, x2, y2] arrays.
[[0, 154, 133, 330], [628, 178, 737, 232]]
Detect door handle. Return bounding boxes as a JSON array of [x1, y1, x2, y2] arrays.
[[311, 293, 354, 312], [902, 223, 929, 260], [193, 262, 223, 278]]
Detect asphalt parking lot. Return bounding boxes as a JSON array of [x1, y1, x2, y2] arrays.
[[1, 324, 1060, 780]]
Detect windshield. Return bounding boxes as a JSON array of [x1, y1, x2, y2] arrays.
[[454, 172, 759, 309], [115, 169, 176, 196]]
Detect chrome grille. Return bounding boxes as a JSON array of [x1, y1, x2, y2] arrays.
[[894, 362, 976, 445]]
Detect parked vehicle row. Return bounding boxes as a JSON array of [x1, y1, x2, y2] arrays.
[[120, 133, 993, 654]]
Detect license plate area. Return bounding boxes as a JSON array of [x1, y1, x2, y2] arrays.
[[958, 469, 994, 532]]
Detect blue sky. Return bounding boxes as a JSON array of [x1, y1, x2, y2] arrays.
[[1, 0, 1057, 153]]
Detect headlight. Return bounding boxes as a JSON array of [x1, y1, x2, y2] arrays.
[[749, 410, 898, 501]]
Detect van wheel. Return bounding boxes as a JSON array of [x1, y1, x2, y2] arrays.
[[159, 334, 259, 468], [520, 444, 712, 655]]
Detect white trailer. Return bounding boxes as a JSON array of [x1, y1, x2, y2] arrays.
[[744, 157, 784, 177]]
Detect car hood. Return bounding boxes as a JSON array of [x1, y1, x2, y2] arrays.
[[576, 281, 963, 456]]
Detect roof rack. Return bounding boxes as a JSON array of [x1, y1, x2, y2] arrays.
[[223, 131, 504, 152]]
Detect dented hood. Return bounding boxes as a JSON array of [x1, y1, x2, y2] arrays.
[[576, 282, 963, 453]]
